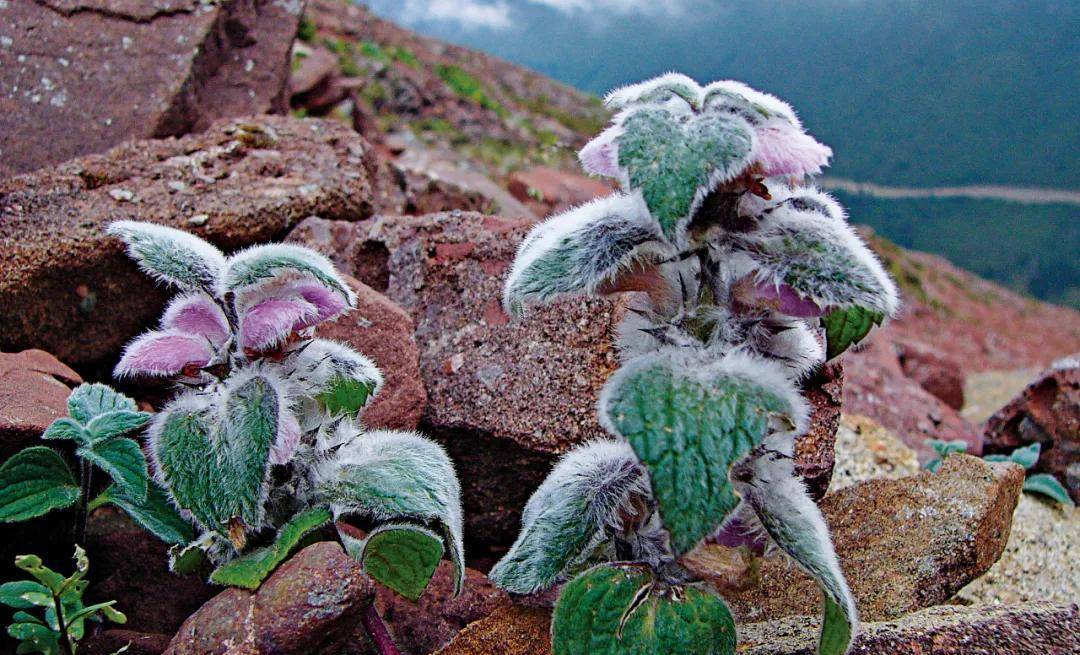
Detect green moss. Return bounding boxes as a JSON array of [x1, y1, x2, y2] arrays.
[[435, 64, 508, 118], [517, 93, 608, 136], [297, 17, 316, 43]]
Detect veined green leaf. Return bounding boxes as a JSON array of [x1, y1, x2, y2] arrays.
[[209, 507, 333, 590], [318, 376, 375, 418], [0, 581, 51, 609], [361, 524, 444, 601], [41, 418, 86, 444], [821, 306, 884, 360], [66, 383, 137, 425], [0, 448, 79, 523], [85, 411, 150, 443], [78, 438, 149, 502], [93, 482, 194, 545], [552, 564, 736, 655]]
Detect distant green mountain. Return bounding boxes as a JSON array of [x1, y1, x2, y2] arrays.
[[364, 0, 1080, 307]]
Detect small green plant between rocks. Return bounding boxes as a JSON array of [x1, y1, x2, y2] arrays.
[[493, 73, 901, 655], [926, 440, 1073, 506], [0, 546, 126, 655]]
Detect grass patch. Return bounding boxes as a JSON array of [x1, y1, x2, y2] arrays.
[[435, 64, 508, 118]]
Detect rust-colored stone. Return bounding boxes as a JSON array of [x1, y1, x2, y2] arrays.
[[0, 349, 81, 459]]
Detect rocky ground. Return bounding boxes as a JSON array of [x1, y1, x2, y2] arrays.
[[1, 1, 1078, 654]]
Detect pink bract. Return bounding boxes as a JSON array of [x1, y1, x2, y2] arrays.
[[754, 120, 832, 178], [161, 295, 229, 347], [293, 282, 351, 326], [748, 281, 825, 318], [578, 127, 622, 178], [238, 297, 318, 353], [270, 409, 302, 466], [115, 332, 213, 378]]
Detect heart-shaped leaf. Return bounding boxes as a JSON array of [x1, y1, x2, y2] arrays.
[[67, 383, 137, 424], [552, 564, 736, 655], [617, 106, 753, 242], [0, 448, 79, 522], [78, 438, 149, 502], [210, 507, 333, 589], [821, 306, 884, 360], [600, 352, 799, 554], [361, 524, 444, 601]]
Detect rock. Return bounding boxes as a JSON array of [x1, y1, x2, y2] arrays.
[[737, 602, 1080, 655], [85, 509, 216, 637], [391, 147, 537, 220], [166, 542, 375, 655], [0, 116, 385, 368], [0, 0, 302, 177], [506, 166, 612, 215], [0, 349, 81, 459], [895, 338, 965, 410], [687, 455, 1023, 622], [82, 630, 171, 655], [984, 355, 1079, 503], [368, 562, 510, 655], [315, 275, 427, 431], [843, 333, 980, 460], [796, 363, 844, 500], [290, 44, 340, 98], [957, 494, 1079, 606], [434, 605, 552, 655], [962, 368, 1040, 424], [828, 414, 921, 492]]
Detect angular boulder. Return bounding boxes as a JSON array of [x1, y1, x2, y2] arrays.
[[685, 455, 1024, 622], [984, 355, 1079, 503], [166, 542, 375, 655], [828, 413, 921, 492], [391, 147, 537, 219], [0, 349, 81, 459], [506, 166, 612, 215], [894, 337, 966, 410], [0, 0, 301, 177], [0, 116, 384, 368]]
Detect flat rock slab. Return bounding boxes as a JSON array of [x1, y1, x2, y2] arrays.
[[686, 455, 1024, 623], [166, 541, 374, 655], [0, 115, 381, 369], [0, 348, 81, 459], [0, 0, 302, 177]]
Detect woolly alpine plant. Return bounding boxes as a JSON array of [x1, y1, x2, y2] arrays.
[[105, 222, 464, 648], [493, 74, 900, 655]]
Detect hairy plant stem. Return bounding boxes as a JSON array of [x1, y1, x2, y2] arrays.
[[52, 591, 75, 655], [74, 460, 93, 546], [361, 604, 401, 655]]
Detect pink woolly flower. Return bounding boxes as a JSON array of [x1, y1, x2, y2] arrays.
[[238, 297, 318, 354], [753, 120, 832, 178], [115, 331, 214, 378], [161, 294, 230, 347], [578, 127, 622, 178], [741, 280, 824, 318], [292, 282, 351, 326], [270, 409, 302, 466]]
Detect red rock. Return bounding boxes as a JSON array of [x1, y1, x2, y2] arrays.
[[507, 166, 612, 215], [843, 333, 980, 460], [796, 362, 843, 500], [391, 147, 537, 220], [166, 542, 375, 655], [316, 276, 427, 431], [984, 355, 1079, 503], [289, 44, 340, 98], [0, 0, 301, 177], [895, 337, 965, 410], [0, 349, 81, 459], [0, 116, 386, 368]]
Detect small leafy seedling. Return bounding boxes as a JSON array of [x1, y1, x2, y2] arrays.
[[0, 546, 126, 655], [494, 74, 902, 655], [980, 443, 1073, 507], [0, 383, 190, 546]]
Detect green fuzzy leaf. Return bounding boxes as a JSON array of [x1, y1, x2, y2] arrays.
[[67, 383, 137, 425], [924, 458, 943, 473], [820, 595, 853, 655], [1023, 474, 1075, 507], [318, 376, 375, 418], [41, 419, 86, 444], [316, 431, 465, 595], [601, 357, 794, 554], [927, 439, 968, 458], [0, 582, 51, 609], [155, 377, 276, 534], [981, 454, 1011, 463], [210, 507, 333, 590], [617, 106, 753, 242], [108, 220, 224, 292], [78, 438, 149, 503], [224, 246, 349, 301], [552, 564, 736, 655], [93, 482, 194, 545], [0, 448, 80, 523], [1008, 442, 1041, 470], [169, 542, 209, 576], [821, 306, 884, 359], [85, 411, 150, 443], [361, 525, 444, 601]]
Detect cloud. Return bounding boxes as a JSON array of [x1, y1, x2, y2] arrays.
[[524, 0, 694, 16], [369, 0, 513, 30]]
